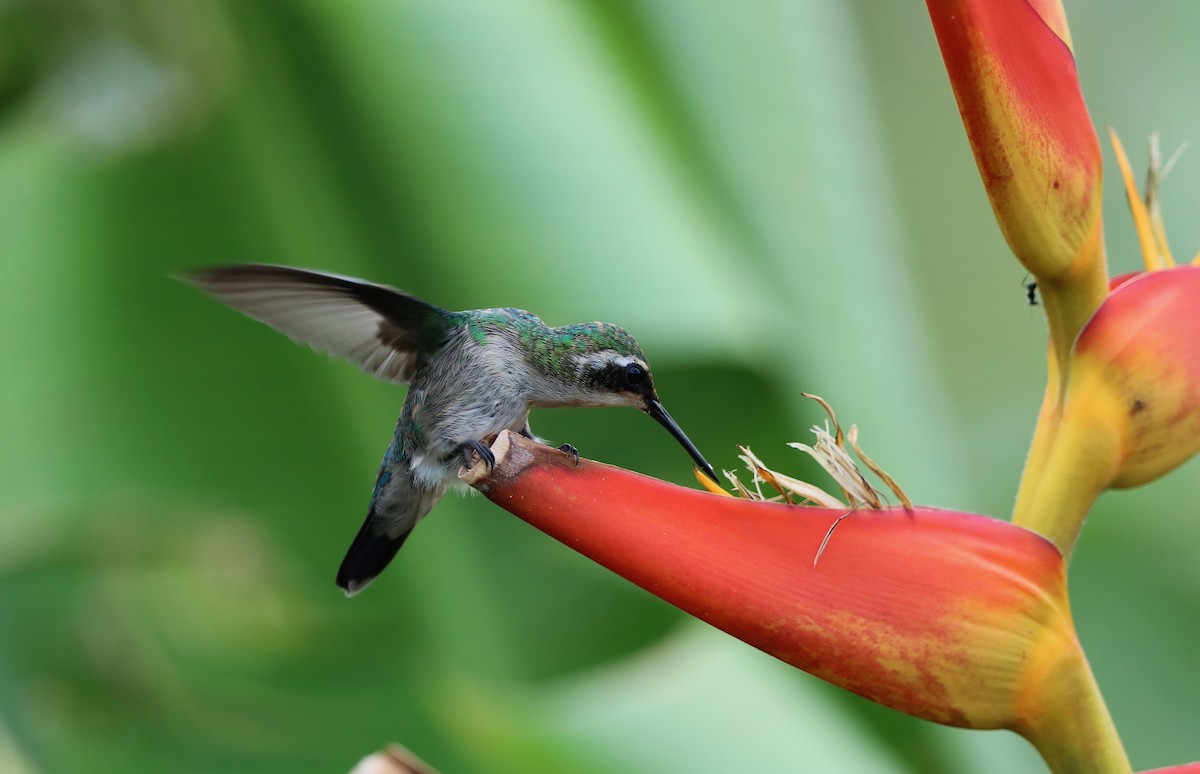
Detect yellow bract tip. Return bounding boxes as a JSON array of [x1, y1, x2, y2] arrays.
[[1108, 128, 1167, 271], [695, 467, 732, 496]]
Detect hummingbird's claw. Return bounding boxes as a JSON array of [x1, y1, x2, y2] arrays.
[[456, 439, 496, 470], [557, 443, 580, 466]]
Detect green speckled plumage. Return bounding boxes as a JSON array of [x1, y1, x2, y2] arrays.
[[462, 308, 646, 378]]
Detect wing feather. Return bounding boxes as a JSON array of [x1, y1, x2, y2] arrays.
[[182, 264, 456, 384]]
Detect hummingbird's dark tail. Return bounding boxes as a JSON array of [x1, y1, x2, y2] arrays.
[[336, 517, 412, 596]]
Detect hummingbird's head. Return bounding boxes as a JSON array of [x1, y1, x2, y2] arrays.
[[549, 327, 718, 482], [572, 349, 658, 409], [551, 324, 658, 410]]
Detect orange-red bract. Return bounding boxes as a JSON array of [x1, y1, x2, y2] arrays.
[[463, 431, 1074, 730]]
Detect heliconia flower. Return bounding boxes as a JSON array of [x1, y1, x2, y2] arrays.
[[1011, 132, 1200, 553], [1013, 266, 1200, 555], [929, 0, 1200, 562], [926, 0, 1110, 367], [462, 431, 1129, 771]]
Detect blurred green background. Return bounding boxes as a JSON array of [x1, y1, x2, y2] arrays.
[[1, 1, 1197, 772]]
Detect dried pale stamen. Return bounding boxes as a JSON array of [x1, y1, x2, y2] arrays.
[[802, 392, 845, 446], [1157, 138, 1188, 180], [738, 446, 846, 508], [1145, 133, 1187, 269], [734, 446, 838, 507], [704, 395, 908, 516], [766, 469, 846, 509], [725, 469, 758, 500], [759, 467, 797, 504], [736, 447, 773, 501], [791, 426, 882, 508], [848, 425, 913, 511], [738, 446, 792, 503], [797, 393, 888, 506]]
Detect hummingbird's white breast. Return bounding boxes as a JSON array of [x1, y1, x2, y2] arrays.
[[405, 324, 536, 491]]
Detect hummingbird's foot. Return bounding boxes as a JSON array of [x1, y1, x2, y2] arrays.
[[520, 425, 549, 445], [456, 439, 496, 470], [557, 443, 580, 466]]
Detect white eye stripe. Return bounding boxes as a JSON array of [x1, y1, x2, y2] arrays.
[[572, 352, 647, 375]]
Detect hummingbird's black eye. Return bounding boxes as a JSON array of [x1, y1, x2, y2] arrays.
[[623, 362, 647, 389]]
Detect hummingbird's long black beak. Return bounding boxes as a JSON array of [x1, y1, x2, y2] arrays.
[[645, 399, 719, 483]]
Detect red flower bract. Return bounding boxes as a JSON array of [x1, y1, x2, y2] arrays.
[[463, 431, 1072, 730], [1074, 266, 1200, 488], [927, 0, 1110, 373], [927, 0, 1100, 278]]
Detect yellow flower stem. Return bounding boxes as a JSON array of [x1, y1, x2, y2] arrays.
[[1020, 633, 1130, 773], [1036, 215, 1110, 381], [1012, 367, 1123, 559], [1014, 220, 1108, 531], [1012, 354, 1062, 521]]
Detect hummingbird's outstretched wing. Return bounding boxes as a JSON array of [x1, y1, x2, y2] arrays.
[[182, 264, 457, 384]]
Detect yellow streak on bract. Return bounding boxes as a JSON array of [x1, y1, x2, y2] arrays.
[[964, 60, 1101, 285], [817, 605, 1025, 729], [1014, 617, 1129, 770], [939, 582, 1072, 730], [803, 541, 1080, 731]]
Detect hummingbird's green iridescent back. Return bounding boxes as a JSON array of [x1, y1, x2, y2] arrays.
[[460, 309, 646, 380]]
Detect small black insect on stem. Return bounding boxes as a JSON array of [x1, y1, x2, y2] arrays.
[[1022, 274, 1039, 306]]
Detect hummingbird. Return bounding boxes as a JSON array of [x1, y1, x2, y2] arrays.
[[183, 264, 717, 596]]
